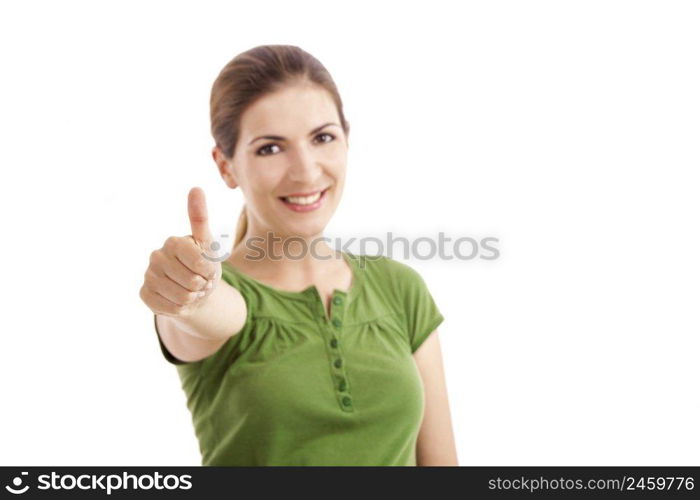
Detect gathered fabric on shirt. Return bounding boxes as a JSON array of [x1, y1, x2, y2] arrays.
[[154, 252, 444, 466]]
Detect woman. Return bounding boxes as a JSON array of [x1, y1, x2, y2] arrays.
[[140, 44, 458, 466]]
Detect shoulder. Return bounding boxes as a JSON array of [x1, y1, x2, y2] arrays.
[[361, 254, 427, 284], [354, 253, 432, 300], [358, 254, 444, 353], [220, 260, 259, 312]]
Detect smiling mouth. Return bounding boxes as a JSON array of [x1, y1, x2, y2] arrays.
[[278, 187, 329, 205]]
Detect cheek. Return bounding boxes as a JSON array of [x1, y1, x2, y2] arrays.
[[325, 142, 347, 159], [326, 147, 347, 174], [247, 168, 283, 195], [319, 146, 345, 166], [329, 162, 346, 181]]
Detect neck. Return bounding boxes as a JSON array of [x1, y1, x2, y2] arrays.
[[229, 229, 342, 276]]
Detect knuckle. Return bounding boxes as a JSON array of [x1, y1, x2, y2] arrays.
[[182, 242, 203, 262], [140, 287, 158, 313], [193, 252, 207, 267], [173, 303, 188, 316], [177, 290, 195, 305], [191, 258, 207, 276], [174, 291, 189, 305], [199, 261, 212, 276], [163, 304, 178, 316], [145, 270, 162, 290], [143, 268, 155, 283], [149, 249, 159, 264], [164, 236, 178, 249], [188, 275, 204, 290]]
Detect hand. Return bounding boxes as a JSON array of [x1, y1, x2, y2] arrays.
[[140, 187, 223, 318]]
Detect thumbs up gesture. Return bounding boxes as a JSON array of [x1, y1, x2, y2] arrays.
[[140, 187, 223, 317]]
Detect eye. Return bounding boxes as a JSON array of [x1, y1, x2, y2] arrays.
[[315, 132, 336, 144], [255, 133, 335, 157], [256, 143, 281, 156]]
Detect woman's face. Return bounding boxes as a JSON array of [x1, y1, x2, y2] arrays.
[[215, 82, 348, 241]]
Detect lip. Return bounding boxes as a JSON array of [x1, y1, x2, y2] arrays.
[[280, 188, 328, 197], [278, 187, 329, 213]]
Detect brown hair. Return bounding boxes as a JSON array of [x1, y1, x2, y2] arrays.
[[210, 44, 351, 249]]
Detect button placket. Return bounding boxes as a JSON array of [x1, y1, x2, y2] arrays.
[[330, 291, 353, 411], [314, 288, 353, 413]]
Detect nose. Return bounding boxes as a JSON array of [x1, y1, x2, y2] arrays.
[[286, 143, 323, 184]]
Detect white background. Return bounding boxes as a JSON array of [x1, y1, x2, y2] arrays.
[[1, 0, 698, 465]]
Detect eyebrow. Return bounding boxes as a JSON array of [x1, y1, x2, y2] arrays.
[[247, 122, 340, 146]]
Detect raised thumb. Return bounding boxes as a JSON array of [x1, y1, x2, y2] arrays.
[[187, 187, 214, 250]]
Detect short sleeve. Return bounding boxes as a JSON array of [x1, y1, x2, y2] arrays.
[[391, 260, 445, 353], [152, 266, 254, 367], [153, 314, 190, 365]]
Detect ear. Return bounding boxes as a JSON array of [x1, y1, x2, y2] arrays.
[[212, 146, 239, 189]]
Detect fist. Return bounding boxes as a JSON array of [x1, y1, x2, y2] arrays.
[[140, 187, 223, 317]]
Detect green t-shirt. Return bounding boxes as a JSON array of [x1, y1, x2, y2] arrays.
[[154, 252, 444, 466]]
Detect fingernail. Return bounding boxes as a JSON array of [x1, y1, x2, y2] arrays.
[[197, 291, 206, 298], [205, 281, 213, 290]]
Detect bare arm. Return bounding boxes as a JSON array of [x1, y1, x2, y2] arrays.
[[153, 278, 247, 363], [141, 187, 247, 363], [413, 330, 459, 466]]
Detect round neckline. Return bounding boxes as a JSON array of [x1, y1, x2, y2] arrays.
[[222, 250, 364, 303]]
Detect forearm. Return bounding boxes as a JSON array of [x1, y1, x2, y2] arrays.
[[158, 281, 247, 342], [416, 436, 459, 466]]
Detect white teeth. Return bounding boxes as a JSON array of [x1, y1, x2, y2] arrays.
[[283, 191, 322, 205]]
